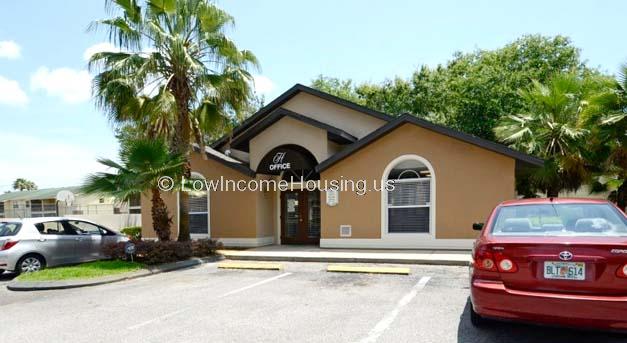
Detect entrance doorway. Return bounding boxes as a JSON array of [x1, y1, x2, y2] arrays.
[[280, 190, 320, 244]]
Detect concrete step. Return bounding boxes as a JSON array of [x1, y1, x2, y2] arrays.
[[218, 249, 471, 266]]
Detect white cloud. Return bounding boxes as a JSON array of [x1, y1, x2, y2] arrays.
[[0, 133, 110, 192], [30, 67, 92, 104], [0, 40, 21, 59], [83, 42, 118, 61], [252, 75, 275, 95], [0, 75, 28, 107]]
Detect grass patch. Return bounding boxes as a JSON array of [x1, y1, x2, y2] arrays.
[[16, 260, 144, 282]]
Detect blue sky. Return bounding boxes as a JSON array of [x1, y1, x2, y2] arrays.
[[1, 0, 626, 192]]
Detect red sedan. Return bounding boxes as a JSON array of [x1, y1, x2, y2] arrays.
[[470, 198, 627, 331]]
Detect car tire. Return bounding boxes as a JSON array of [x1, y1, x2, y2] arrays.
[[469, 303, 486, 327], [16, 254, 45, 274]]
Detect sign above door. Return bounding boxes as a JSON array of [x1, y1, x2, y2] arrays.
[[257, 145, 318, 175]]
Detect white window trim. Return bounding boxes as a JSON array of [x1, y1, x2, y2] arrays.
[[189, 172, 211, 239], [381, 154, 436, 239]]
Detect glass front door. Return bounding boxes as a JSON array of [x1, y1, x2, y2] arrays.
[[281, 190, 320, 244]]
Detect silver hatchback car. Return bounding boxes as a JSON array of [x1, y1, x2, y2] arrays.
[[0, 217, 128, 274]]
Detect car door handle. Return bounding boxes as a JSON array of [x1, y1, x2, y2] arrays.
[[75, 237, 84, 241], [39, 238, 46, 242]]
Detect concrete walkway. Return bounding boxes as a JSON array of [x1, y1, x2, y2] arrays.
[[218, 245, 472, 266]]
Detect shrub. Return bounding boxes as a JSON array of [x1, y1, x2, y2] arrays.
[[120, 226, 142, 240], [103, 238, 222, 265], [192, 239, 223, 257]]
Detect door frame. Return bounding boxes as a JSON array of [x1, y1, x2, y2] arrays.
[[280, 190, 320, 245]]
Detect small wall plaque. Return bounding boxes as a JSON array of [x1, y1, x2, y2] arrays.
[[326, 189, 339, 207]]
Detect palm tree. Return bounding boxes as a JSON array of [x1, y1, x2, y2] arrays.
[[82, 139, 186, 241], [583, 64, 627, 210], [89, 0, 259, 241], [495, 73, 610, 197], [12, 178, 37, 191]]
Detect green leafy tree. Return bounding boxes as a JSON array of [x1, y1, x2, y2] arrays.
[[89, 0, 259, 241], [583, 64, 627, 210], [312, 35, 592, 140], [494, 73, 612, 197], [12, 178, 37, 191], [82, 139, 186, 241], [311, 75, 364, 105]]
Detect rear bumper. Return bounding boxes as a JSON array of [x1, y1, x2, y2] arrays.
[[471, 278, 627, 330]]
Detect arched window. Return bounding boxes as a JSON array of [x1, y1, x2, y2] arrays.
[[188, 172, 209, 236], [383, 155, 434, 234]]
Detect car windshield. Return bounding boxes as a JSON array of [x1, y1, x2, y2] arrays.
[[0, 222, 22, 237], [491, 203, 627, 237]]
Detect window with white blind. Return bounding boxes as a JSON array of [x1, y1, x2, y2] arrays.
[[188, 172, 209, 236], [128, 194, 141, 214], [385, 157, 433, 234]]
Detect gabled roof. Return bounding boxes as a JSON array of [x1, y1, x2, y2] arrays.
[[229, 107, 357, 152], [211, 83, 394, 150], [192, 145, 256, 177], [0, 186, 81, 202], [315, 114, 544, 172]]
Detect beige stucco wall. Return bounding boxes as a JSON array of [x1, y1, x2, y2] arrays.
[[320, 123, 516, 240], [249, 116, 328, 171], [255, 175, 276, 238], [282, 92, 386, 139], [141, 151, 259, 239], [141, 189, 177, 239]]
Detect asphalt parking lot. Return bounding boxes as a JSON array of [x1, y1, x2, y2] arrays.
[[0, 262, 625, 343]]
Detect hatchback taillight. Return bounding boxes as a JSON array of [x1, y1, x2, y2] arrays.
[[616, 264, 627, 278], [0, 240, 18, 251]]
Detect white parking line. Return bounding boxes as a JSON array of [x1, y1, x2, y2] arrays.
[[127, 308, 190, 330], [127, 272, 292, 330], [357, 276, 431, 343], [218, 272, 292, 298]]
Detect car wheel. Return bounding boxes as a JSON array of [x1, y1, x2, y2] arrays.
[[470, 303, 486, 327], [17, 255, 45, 274]]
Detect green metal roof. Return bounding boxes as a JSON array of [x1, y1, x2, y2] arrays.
[[0, 186, 81, 202]]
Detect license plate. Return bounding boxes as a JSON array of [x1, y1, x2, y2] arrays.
[[544, 261, 586, 280]]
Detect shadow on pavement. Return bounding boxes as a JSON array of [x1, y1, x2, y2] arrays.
[[0, 271, 18, 282], [457, 298, 626, 343]]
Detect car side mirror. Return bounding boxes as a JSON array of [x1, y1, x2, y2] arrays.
[[472, 223, 484, 231]]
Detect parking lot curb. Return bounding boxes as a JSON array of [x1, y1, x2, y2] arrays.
[[218, 261, 283, 270], [6, 255, 224, 292], [219, 250, 471, 266], [327, 265, 411, 275]]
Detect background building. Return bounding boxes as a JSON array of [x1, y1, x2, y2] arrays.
[[0, 186, 140, 230]]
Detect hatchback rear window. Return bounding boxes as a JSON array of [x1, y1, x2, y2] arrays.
[[0, 222, 21, 237], [491, 203, 627, 237]]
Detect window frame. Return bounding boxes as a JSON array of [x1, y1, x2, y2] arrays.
[[187, 172, 211, 238], [36, 221, 77, 236], [381, 154, 435, 238], [65, 220, 106, 236], [128, 194, 141, 214]]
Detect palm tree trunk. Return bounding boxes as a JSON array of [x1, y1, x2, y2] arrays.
[[151, 187, 172, 241], [177, 161, 191, 242], [171, 77, 192, 242]]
